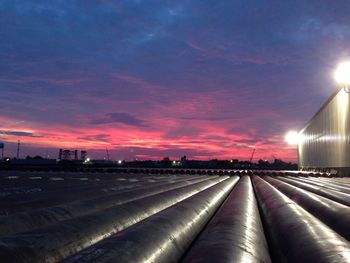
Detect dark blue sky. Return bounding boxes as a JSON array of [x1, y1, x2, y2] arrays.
[[0, 0, 349, 161]]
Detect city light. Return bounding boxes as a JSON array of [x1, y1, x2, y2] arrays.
[[334, 62, 350, 87], [117, 160, 123, 164], [285, 131, 299, 145]]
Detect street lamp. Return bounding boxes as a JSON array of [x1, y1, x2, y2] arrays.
[[334, 62, 350, 92], [285, 131, 299, 145]]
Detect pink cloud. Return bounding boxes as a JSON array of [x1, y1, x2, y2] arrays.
[[0, 73, 298, 162]]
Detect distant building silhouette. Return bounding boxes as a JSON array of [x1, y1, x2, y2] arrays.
[[62, 150, 71, 160], [58, 149, 82, 160]]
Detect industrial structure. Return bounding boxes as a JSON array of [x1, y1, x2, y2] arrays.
[[298, 62, 350, 176], [58, 149, 88, 161]]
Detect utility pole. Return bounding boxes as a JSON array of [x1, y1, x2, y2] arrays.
[[0, 143, 4, 160], [106, 148, 110, 161], [17, 140, 20, 159]]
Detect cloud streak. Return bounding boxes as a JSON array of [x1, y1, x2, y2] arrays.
[[0, 130, 42, 138], [90, 112, 147, 127]]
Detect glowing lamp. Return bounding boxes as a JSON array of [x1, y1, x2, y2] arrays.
[[285, 131, 299, 145], [335, 62, 350, 87]]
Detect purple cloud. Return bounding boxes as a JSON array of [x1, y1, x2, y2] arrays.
[[0, 130, 42, 138], [90, 112, 147, 127]]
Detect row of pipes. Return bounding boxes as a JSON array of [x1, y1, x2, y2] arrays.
[[72, 168, 333, 177], [0, 174, 201, 215], [0, 168, 333, 177], [0, 174, 349, 262]]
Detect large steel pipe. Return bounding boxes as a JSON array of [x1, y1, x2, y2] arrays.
[[182, 176, 271, 263], [289, 177, 350, 195], [0, 172, 195, 196], [0, 172, 153, 194], [308, 178, 350, 191], [0, 180, 142, 215], [315, 177, 350, 184], [252, 176, 350, 263], [0, 175, 200, 216], [63, 177, 239, 263], [0, 176, 229, 263], [277, 176, 350, 206], [305, 176, 350, 186], [264, 176, 350, 240], [0, 176, 214, 236]]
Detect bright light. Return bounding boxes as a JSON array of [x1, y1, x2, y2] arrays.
[[118, 160, 122, 164], [83, 158, 91, 164], [172, 160, 176, 164], [285, 131, 299, 145], [335, 62, 350, 86]]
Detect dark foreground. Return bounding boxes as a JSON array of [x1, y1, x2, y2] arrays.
[[0, 171, 349, 263]]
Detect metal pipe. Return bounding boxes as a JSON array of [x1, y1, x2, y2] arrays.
[[287, 177, 350, 195], [0, 175, 201, 216], [181, 176, 271, 263], [0, 179, 141, 212], [0, 176, 214, 236], [277, 176, 350, 206], [264, 176, 350, 241], [63, 176, 239, 263], [307, 177, 350, 190], [252, 176, 350, 263], [0, 176, 229, 263]]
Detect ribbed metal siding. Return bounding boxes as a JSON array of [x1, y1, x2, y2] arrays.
[[298, 88, 350, 168]]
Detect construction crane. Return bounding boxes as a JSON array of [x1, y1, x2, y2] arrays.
[[249, 148, 256, 163]]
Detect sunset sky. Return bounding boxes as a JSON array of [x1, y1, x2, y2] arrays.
[[1, 1, 350, 161]]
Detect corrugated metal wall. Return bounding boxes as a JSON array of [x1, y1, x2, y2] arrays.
[[298, 88, 350, 169]]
